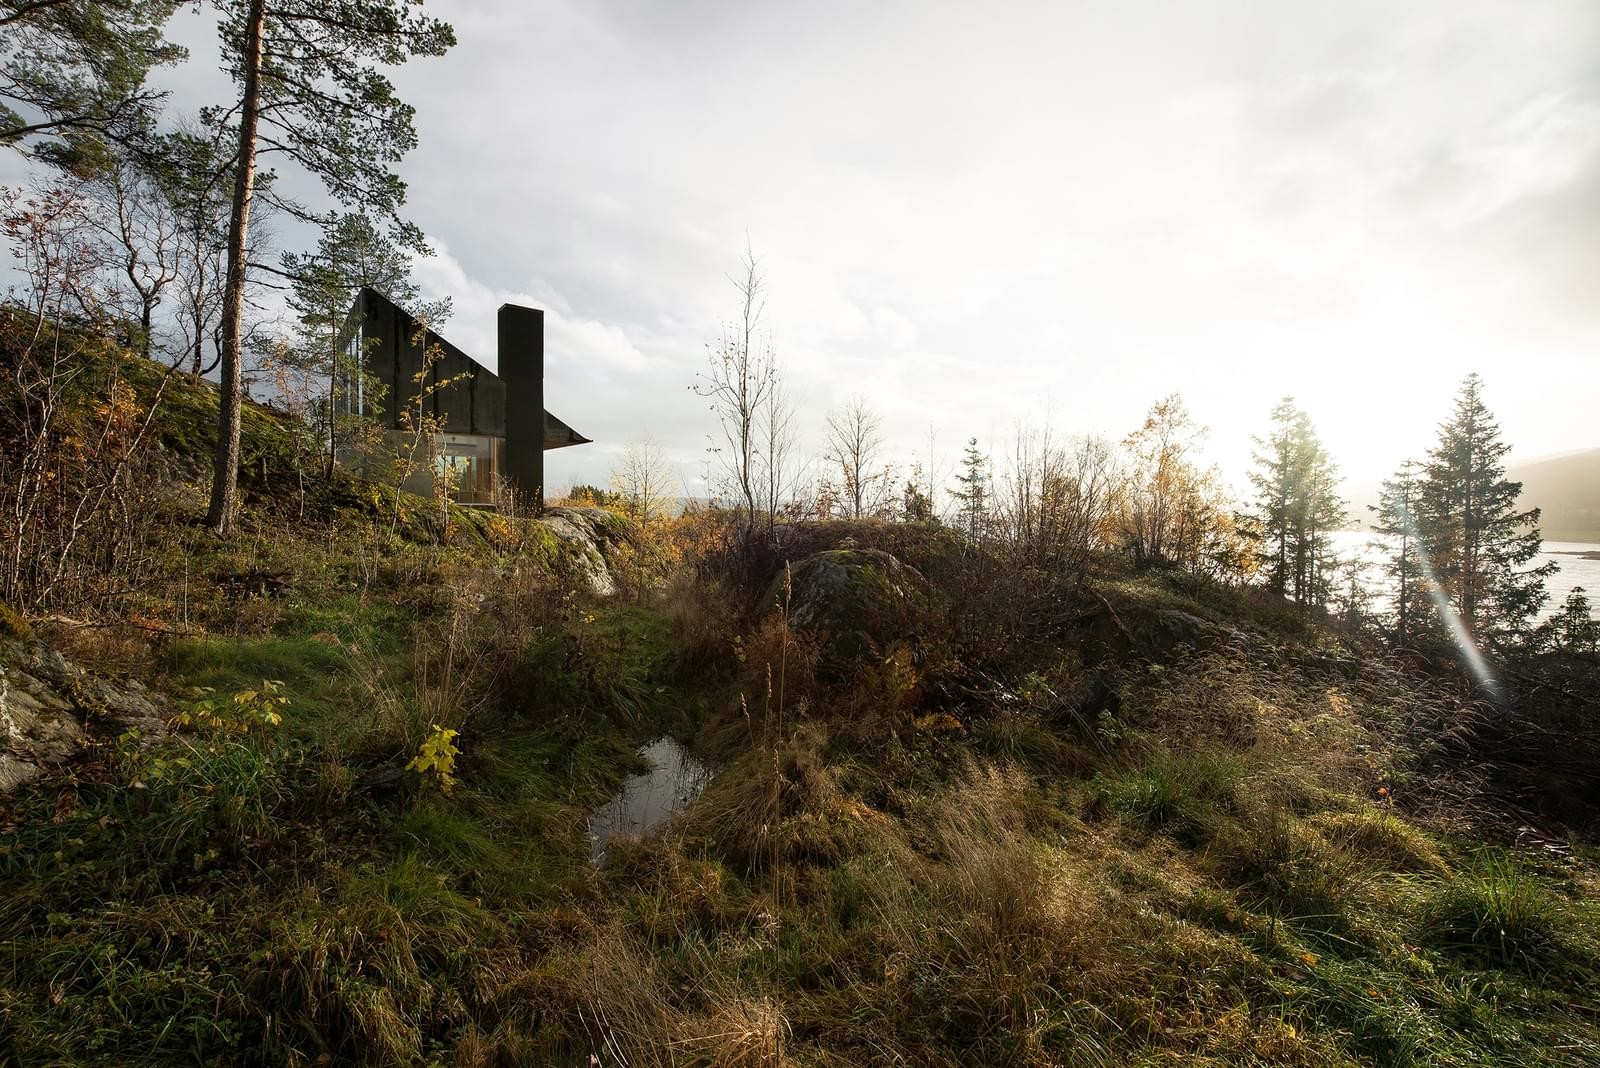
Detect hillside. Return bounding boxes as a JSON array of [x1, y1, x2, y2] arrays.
[[1345, 448, 1600, 541], [1510, 449, 1600, 543], [2, 343, 1599, 1067]]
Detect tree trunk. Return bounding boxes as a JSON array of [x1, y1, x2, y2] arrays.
[[190, 311, 203, 381], [325, 329, 338, 479], [206, 0, 266, 534]]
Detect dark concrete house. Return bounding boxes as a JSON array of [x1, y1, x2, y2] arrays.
[[341, 287, 589, 508]]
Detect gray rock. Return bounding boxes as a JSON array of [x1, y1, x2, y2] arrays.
[[777, 548, 931, 664], [537, 506, 635, 596], [0, 637, 170, 795]]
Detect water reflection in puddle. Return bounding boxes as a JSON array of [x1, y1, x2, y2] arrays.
[[588, 737, 712, 860]]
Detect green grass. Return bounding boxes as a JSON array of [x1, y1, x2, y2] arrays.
[[2, 365, 1597, 1068], [1417, 855, 1594, 973], [1092, 745, 1248, 836]]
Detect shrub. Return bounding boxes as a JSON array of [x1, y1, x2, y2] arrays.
[[738, 609, 821, 716], [662, 567, 738, 671], [407, 723, 461, 794], [172, 679, 290, 735]]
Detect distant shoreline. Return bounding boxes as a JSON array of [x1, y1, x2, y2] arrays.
[[1554, 550, 1600, 560]]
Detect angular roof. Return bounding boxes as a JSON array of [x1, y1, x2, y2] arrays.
[[351, 287, 589, 450], [544, 410, 589, 450]]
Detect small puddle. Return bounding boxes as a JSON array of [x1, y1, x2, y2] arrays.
[[587, 736, 712, 860]]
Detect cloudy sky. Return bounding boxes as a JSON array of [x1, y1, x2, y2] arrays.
[[48, 1, 1600, 499]]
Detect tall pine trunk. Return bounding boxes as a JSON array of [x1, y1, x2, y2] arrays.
[[206, 0, 266, 533]]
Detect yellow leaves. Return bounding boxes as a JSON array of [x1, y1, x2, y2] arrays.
[[172, 679, 288, 734], [1299, 951, 1320, 967], [484, 514, 517, 553], [1325, 688, 1351, 717], [912, 712, 964, 736], [407, 723, 461, 794]]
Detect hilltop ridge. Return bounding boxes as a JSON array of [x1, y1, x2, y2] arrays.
[[1, 331, 1598, 1066]]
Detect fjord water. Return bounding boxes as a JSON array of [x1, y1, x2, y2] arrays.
[[1329, 531, 1600, 620], [587, 736, 712, 860]]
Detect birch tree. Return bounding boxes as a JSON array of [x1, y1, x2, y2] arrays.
[[695, 248, 776, 541]]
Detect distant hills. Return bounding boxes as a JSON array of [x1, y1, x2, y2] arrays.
[[1345, 448, 1600, 543], [1509, 448, 1600, 543]]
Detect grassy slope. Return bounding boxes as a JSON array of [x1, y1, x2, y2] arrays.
[[1, 344, 1597, 1066]]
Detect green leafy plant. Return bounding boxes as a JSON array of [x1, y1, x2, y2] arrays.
[[172, 679, 289, 734], [408, 723, 461, 794]]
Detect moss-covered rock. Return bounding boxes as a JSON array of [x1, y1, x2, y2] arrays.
[[538, 507, 636, 595], [776, 548, 930, 664], [0, 600, 32, 641]]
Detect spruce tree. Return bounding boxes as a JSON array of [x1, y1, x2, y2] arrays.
[[1247, 398, 1346, 608], [1369, 460, 1424, 647], [1417, 373, 1553, 649], [1249, 397, 1300, 595], [1536, 587, 1599, 655], [1297, 432, 1345, 609], [950, 437, 989, 539]]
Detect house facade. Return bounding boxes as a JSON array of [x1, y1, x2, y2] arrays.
[[341, 288, 589, 509]]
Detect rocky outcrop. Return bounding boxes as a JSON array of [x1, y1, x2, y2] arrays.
[[537, 506, 635, 596], [1079, 589, 1256, 661], [0, 637, 168, 795], [778, 548, 931, 663]]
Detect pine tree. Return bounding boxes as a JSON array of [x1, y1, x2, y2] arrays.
[[1, 0, 184, 155], [1247, 398, 1345, 608], [282, 213, 448, 477], [1416, 373, 1554, 649], [204, 0, 454, 533], [1369, 460, 1425, 647], [950, 437, 989, 539]]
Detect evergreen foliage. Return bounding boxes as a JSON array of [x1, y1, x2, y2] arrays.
[[280, 212, 449, 476], [1369, 460, 1425, 646], [949, 436, 989, 538], [1248, 397, 1345, 608], [1537, 587, 1600, 655], [901, 476, 934, 522], [1415, 374, 1554, 649], [0, 0, 184, 155], [203, 0, 455, 532]]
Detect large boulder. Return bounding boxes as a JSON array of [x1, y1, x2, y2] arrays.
[[0, 636, 168, 795], [776, 548, 931, 663], [537, 506, 634, 596]]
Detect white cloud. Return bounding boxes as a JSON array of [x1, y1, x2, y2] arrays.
[[128, 0, 1600, 493]]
